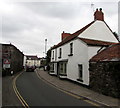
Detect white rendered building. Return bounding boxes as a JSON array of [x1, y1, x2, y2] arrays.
[[50, 8, 119, 85]]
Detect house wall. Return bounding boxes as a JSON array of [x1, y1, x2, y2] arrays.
[[23, 56, 27, 67], [88, 46, 106, 59], [67, 39, 89, 85], [51, 49, 56, 62], [2, 44, 24, 75], [36, 60, 41, 67], [51, 39, 90, 85], [79, 20, 118, 43], [50, 39, 111, 86], [26, 59, 39, 67]]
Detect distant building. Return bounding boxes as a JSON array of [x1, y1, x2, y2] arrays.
[[25, 55, 41, 68], [1, 43, 24, 75], [50, 8, 119, 86]]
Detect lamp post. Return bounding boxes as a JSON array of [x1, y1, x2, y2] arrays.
[[45, 39, 47, 57]]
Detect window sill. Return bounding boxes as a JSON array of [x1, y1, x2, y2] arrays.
[[77, 79, 83, 82], [68, 54, 73, 56], [59, 73, 67, 76], [50, 70, 54, 72]]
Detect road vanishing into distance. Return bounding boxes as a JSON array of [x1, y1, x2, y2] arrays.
[[16, 71, 93, 106]]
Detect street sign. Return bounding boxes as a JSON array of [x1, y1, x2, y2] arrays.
[[3, 59, 10, 68], [3, 64, 10, 68], [4, 59, 10, 64]]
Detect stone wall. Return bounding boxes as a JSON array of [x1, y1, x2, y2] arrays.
[[89, 62, 120, 98], [2, 44, 24, 75]]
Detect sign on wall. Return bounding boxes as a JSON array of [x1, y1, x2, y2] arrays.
[[3, 59, 10, 68]]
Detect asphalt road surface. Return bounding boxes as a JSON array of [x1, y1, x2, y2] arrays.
[[16, 71, 93, 106]]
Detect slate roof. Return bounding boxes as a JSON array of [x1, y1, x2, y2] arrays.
[[89, 43, 120, 62]]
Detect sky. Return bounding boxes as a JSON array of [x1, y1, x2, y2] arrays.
[[0, 0, 119, 57]]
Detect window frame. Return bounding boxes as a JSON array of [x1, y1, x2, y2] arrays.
[[52, 51, 54, 59], [58, 48, 62, 59], [50, 63, 54, 72], [68, 43, 73, 56], [77, 64, 83, 82], [59, 62, 67, 76]]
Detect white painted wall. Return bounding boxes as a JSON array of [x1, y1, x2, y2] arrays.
[[67, 39, 89, 85], [26, 59, 41, 67], [51, 39, 90, 85], [88, 46, 107, 60], [88, 46, 101, 59], [23, 56, 27, 67], [51, 49, 56, 62], [79, 20, 118, 43]]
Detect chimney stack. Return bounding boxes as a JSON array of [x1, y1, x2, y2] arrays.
[[61, 31, 71, 41], [94, 8, 104, 21]]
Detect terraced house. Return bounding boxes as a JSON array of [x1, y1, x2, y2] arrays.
[[50, 8, 119, 86]]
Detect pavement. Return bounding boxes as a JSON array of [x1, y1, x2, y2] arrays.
[[2, 74, 22, 107], [36, 68, 120, 107]]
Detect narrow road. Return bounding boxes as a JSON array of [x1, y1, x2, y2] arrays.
[[16, 71, 93, 106]]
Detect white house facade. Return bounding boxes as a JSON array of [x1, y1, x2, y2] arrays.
[[25, 55, 41, 68], [50, 8, 119, 86]]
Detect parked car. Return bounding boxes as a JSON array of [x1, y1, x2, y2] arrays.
[[25, 65, 36, 72]]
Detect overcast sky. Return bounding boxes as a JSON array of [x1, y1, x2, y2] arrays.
[[0, 0, 119, 57]]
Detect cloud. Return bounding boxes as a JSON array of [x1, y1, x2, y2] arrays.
[[1, 1, 118, 57]]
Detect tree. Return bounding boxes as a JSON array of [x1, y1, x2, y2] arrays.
[[46, 48, 51, 66], [113, 32, 120, 42]]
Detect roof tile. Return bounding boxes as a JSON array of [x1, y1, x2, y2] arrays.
[[89, 43, 120, 62]]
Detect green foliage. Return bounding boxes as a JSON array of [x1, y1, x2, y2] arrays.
[[46, 49, 51, 65]]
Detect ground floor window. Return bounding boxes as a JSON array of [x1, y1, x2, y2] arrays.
[[77, 64, 83, 82], [50, 63, 54, 72], [59, 62, 67, 76]]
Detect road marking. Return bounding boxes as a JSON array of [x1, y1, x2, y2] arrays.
[[36, 70, 101, 107], [12, 72, 30, 108]]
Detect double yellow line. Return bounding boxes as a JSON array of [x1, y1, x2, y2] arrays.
[[36, 70, 100, 107], [12, 72, 30, 108]]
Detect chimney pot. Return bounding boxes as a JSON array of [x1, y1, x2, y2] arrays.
[[99, 8, 102, 11], [94, 8, 104, 21]]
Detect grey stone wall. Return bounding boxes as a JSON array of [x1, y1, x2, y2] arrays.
[[89, 62, 120, 98]]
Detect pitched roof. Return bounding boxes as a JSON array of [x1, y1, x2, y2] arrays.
[[26, 55, 38, 60], [89, 43, 120, 62], [103, 21, 120, 42], [78, 37, 116, 46], [52, 20, 118, 49], [51, 20, 118, 49], [51, 21, 95, 49]]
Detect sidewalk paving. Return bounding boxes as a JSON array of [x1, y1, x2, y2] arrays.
[[36, 69, 120, 107]]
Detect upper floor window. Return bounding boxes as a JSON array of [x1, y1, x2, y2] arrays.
[[68, 43, 73, 56], [58, 48, 62, 59], [52, 51, 54, 59]]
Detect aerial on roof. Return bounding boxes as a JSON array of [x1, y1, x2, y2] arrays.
[[90, 43, 120, 62]]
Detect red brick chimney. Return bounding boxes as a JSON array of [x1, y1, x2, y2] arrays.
[[61, 31, 71, 41], [94, 8, 104, 21]]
